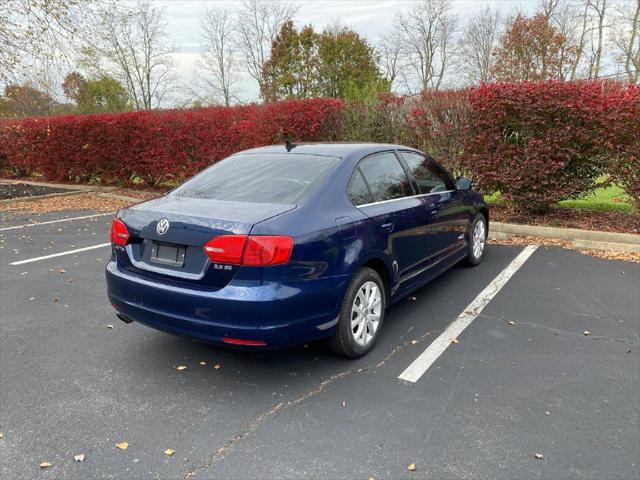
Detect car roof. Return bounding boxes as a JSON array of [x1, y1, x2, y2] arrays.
[[236, 143, 421, 160]]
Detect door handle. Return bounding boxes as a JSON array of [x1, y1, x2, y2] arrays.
[[381, 222, 394, 233]]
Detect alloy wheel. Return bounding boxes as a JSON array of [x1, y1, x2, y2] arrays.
[[472, 219, 486, 260], [350, 281, 382, 346]]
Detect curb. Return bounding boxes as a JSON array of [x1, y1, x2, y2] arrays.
[[490, 222, 640, 253], [0, 189, 91, 204], [97, 192, 147, 203], [0, 178, 116, 192]]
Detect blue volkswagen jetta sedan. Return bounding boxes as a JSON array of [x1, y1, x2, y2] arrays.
[[106, 143, 488, 357]]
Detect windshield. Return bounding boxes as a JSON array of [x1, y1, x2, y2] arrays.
[[172, 153, 338, 204]]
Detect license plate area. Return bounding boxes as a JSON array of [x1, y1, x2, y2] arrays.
[[150, 242, 186, 267]]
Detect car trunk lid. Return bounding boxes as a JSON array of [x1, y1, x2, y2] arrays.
[[116, 195, 295, 289]]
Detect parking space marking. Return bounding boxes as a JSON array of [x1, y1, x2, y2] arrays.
[[398, 245, 539, 383], [0, 212, 114, 232], [8, 243, 111, 265]]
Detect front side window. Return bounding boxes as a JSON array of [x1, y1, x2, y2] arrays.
[[401, 152, 453, 194], [172, 153, 338, 204], [358, 152, 412, 203]]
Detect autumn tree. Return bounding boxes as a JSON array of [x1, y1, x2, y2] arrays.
[[538, 0, 583, 81], [0, 83, 56, 117], [261, 21, 319, 101], [63, 72, 130, 114], [261, 22, 387, 101], [317, 25, 388, 100], [62, 71, 86, 104], [492, 14, 576, 82]]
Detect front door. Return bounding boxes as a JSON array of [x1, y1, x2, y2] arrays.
[[353, 152, 431, 290], [398, 151, 467, 270]]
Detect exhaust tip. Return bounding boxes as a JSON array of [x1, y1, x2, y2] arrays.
[[116, 313, 134, 324]]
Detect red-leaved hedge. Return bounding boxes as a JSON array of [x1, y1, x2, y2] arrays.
[[464, 81, 639, 211], [0, 98, 344, 186], [1, 82, 638, 211]]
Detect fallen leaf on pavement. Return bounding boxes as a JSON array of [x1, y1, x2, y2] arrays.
[[0, 432, 3, 439], [176, 365, 187, 371], [73, 454, 85, 462], [39, 462, 52, 469], [408, 463, 416, 471], [411, 340, 418, 345], [164, 448, 175, 456], [213, 363, 221, 370], [116, 442, 129, 450], [199, 361, 207, 366], [583, 330, 591, 336], [507, 320, 516, 325], [341, 400, 346, 407], [58, 269, 66, 273], [107, 324, 114, 329], [535, 453, 544, 460], [451, 338, 459, 344], [408, 296, 417, 301]]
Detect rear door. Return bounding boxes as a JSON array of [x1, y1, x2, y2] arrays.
[[351, 152, 431, 290], [398, 151, 468, 269]]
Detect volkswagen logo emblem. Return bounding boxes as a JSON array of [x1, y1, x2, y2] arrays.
[[156, 218, 170, 236]]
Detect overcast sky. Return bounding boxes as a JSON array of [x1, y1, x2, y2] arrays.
[[156, 0, 540, 102]]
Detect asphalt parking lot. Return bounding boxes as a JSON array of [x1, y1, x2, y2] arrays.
[[1, 207, 638, 480]]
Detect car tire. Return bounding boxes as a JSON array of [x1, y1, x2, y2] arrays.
[[328, 267, 386, 358], [464, 213, 487, 266]]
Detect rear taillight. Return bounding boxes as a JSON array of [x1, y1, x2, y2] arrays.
[[203, 235, 247, 264], [110, 218, 130, 247], [203, 235, 293, 266], [242, 236, 293, 266]]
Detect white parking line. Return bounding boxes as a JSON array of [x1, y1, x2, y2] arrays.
[[399, 245, 539, 383], [0, 212, 114, 232], [9, 243, 111, 266]]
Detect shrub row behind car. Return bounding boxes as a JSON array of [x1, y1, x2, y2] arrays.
[[0, 81, 637, 211], [0, 98, 343, 187]]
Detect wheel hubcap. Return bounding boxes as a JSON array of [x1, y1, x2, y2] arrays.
[[472, 219, 486, 259], [351, 281, 382, 346]]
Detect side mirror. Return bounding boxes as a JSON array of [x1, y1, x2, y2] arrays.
[[456, 176, 473, 191]]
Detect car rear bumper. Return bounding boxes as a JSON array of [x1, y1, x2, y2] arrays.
[[105, 260, 349, 348]]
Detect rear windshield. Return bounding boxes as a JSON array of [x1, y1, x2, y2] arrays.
[[172, 153, 338, 204]]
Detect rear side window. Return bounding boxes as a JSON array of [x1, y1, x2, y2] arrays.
[[172, 153, 338, 204], [358, 152, 411, 203], [347, 169, 372, 205], [401, 152, 453, 194]]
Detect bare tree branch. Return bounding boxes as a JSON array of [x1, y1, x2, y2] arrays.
[[235, 0, 297, 96], [378, 31, 406, 91], [459, 6, 502, 84], [196, 6, 239, 106], [81, 1, 176, 109], [609, 0, 639, 82], [393, 0, 457, 92]]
